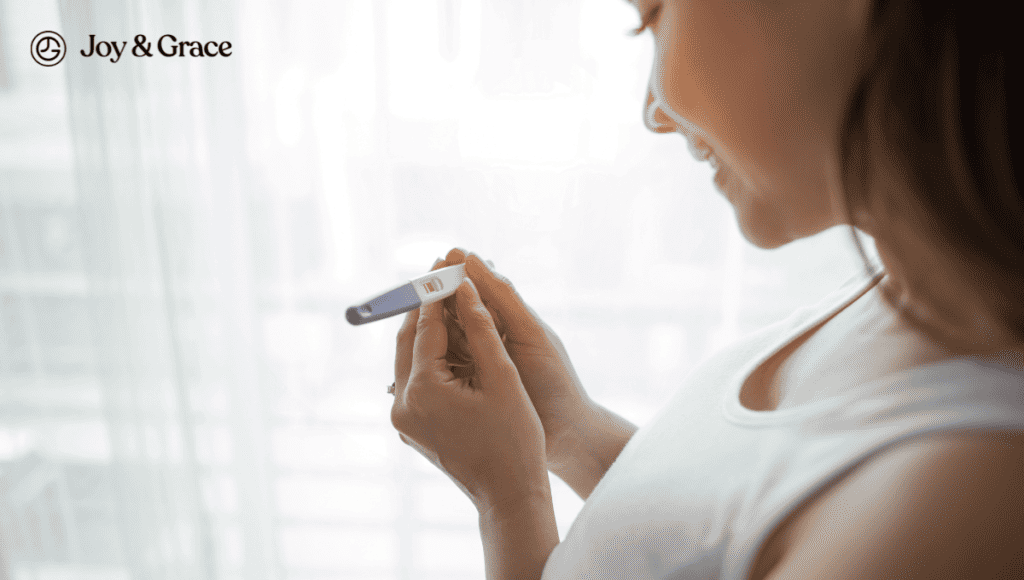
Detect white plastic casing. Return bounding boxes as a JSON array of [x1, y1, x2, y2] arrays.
[[412, 263, 467, 305]]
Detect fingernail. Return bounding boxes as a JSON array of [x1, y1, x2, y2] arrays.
[[432, 257, 443, 267]]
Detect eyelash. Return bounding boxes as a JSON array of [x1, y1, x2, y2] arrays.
[[629, 4, 661, 36]]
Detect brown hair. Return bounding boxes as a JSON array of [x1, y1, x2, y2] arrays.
[[840, 0, 1024, 353]]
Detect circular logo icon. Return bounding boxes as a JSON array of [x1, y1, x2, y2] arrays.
[[31, 31, 66, 67]]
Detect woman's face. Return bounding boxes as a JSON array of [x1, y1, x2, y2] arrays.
[[635, 0, 871, 248]]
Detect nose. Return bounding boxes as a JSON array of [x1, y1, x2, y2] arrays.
[[644, 89, 676, 134]]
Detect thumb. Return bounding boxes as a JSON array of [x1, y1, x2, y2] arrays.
[[455, 278, 521, 390], [411, 299, 449, 372]]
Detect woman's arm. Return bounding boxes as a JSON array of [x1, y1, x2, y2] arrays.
[[479, 490, 561, 580], [548, 401, 638, 500], [474, 407, 633, 578]]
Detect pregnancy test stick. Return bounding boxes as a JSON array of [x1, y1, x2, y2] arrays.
[[346, 263, 467, 325]]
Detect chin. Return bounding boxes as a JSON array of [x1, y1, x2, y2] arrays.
[[735, 216, 793, 249], [720, 168, 833, 250], [717, 170, 793, 249], [734, 204, 834, 249]]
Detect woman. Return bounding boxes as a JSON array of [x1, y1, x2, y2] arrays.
[[389, 0, 1024, 578]]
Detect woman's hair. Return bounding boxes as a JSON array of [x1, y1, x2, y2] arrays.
[[840, 0, 1024, 353]]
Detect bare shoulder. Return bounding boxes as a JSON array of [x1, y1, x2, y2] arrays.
[[765, 429, 1024, 580]]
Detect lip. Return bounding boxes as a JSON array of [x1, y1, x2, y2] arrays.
[[713, 166, 727, 191], [713, 164, 734, 198], [685, 135, 712, 161], [681, 132, 729, 195], [684, 134, 722, 168]]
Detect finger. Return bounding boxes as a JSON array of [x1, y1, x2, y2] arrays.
[[445, 247, 468, 264], [455, 278, 521, 392], [443, 247, 492, 270], [464, 252, 538, 339]]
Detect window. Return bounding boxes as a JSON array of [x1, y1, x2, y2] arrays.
[[0, 0, 868, 578]]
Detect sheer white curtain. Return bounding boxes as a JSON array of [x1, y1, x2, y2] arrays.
[[0, 0, 869, 579]]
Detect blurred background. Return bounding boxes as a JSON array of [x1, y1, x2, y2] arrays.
[[0, 0, 874, 578]]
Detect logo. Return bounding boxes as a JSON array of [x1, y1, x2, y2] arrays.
[[31, 31, 66, 66], [30, 31, 233, 65]]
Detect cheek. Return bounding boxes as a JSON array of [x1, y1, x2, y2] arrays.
[[669, 7, 770, 128], [657, 3, 793, 187]]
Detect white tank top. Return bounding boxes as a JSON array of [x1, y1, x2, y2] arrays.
[[542, 273, 1024, 580]]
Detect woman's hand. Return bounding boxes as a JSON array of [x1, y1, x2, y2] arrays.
[[441, 248, 638, 500], [439, 249, 592, 464], [391, 269, 549, 512]]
